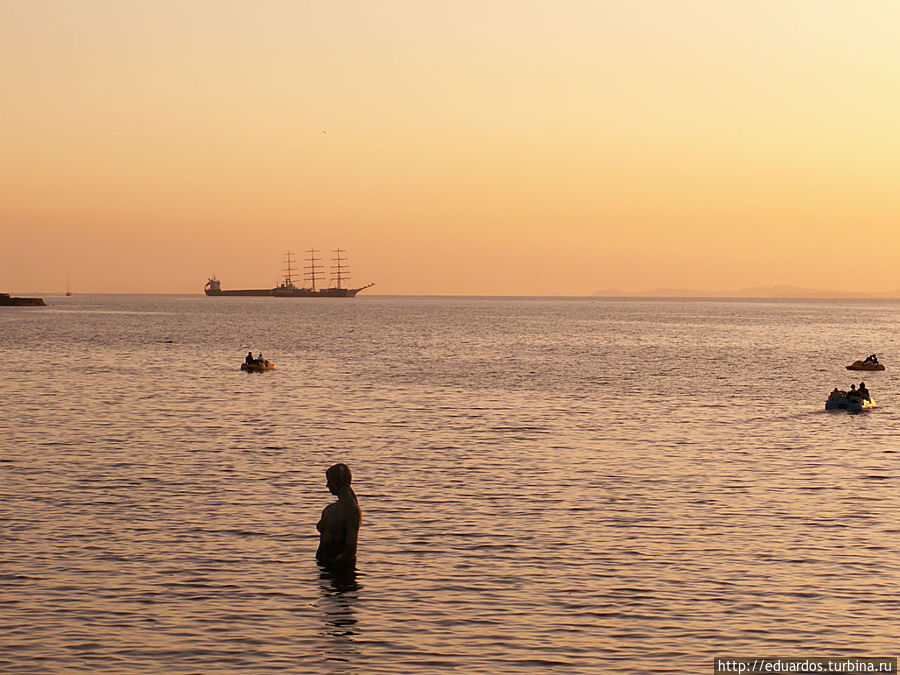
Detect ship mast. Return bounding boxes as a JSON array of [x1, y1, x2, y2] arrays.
[[304, 248, 322, 291], [330, 248, 350, 289], [282, 251, 296, 287]]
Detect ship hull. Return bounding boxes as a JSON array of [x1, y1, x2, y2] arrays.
[[206, 284, 374, 297], [204, 288, 273, 296], [272, 287, 362, 298]]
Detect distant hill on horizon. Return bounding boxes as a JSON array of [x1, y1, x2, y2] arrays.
[[592, 285, 900, 299]]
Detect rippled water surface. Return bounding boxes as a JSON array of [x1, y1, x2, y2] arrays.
[[2, 295, 899, 673]]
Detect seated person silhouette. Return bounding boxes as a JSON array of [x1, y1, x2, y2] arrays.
[[858, 382, 870, 401]]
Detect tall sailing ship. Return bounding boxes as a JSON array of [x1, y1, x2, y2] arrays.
[[204, 249, 374, 298]]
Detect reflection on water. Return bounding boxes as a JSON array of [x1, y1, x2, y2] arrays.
[[318, 566, 360, 670], [2, 295, 900, 673]]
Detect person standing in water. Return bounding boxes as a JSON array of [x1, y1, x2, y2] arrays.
[[316, 463, 361, 570]]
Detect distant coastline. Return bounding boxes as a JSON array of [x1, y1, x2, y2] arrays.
[[592, 285, 900, 299]]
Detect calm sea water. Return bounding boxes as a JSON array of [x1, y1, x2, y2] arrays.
[[2, 295, 899, 673]]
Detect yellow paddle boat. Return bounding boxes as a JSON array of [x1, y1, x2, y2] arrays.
[[825, 389, 876, 411], [846, 360, 884, 371], [241, 360, 276, 372]]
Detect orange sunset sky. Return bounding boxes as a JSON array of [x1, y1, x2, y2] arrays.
[[2, 1, 900, 295]]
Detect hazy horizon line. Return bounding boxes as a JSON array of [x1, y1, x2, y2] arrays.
[[592, 284, 900, 300], [8, 284, 900, 300]]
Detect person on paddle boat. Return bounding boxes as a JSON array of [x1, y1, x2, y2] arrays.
[[828, 388, 842, 402], [246, 351, 255, 365], [847, 384, 860, 401], [859, 382, 870, 401]]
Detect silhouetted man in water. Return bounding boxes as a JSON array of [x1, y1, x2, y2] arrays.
[[316, 463, 361, 570]]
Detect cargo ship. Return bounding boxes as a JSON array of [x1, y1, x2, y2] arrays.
[[204, 249, 374, 298]]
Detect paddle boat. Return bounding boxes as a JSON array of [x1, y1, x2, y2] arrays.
[[825, 389, 875, 411], [241, 360, 276, 372], [846, 360, 884, 371]]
